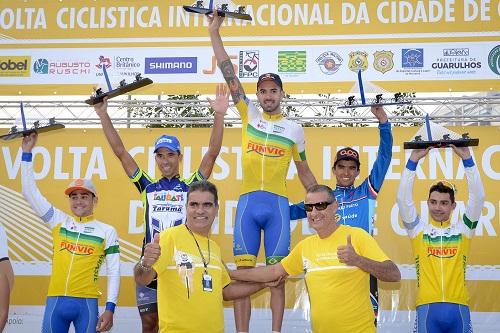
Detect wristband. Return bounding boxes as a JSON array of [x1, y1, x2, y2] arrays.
[[105, 302, 116, 313], [138, 257, 152, 272]]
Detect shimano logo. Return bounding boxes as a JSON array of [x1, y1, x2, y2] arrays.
[[145, 57, 197, 74]]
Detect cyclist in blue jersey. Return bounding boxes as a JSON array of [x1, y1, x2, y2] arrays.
[[94, 84, 228, 333], [290, 105, 393, 325]]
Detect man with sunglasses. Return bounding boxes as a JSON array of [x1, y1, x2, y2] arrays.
[[290, 105, 393, 321], [397, 145, 485, 332], [231, 184, 400, 333]]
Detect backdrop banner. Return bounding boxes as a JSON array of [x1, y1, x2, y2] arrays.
[[1, 125, 499, 331]]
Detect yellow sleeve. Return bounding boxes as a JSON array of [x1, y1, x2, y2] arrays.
[[153, 229, 174, 276], [221, 265, 231, 288], [235, 99, 249, 122], [354, 229, 390, 263], [280, 240, 304, 276]]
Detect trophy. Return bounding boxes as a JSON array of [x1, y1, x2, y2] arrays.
[[0, 102, 65, 141], [403, 114, 479, 149], [85, 63, 153, 105], [338, 70, 412, 109], [183, 1, 252, 21]]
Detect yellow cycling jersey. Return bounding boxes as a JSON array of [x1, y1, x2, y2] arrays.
[[237, 99, 306, 197], [398, 158, 484, 307], [410, 217, 474, 306], [48, 215, 120, 299], [21, 159, 121, 303]]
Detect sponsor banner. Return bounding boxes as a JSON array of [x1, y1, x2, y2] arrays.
[[0, 0, 498, 41], [0, 41, 499, 94], [1, 126, 499, 313]]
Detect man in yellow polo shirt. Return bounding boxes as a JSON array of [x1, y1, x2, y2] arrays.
[[230, 184, 401, 333], [134, 181, 280, 333]]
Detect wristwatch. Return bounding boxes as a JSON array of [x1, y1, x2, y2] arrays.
[[138, 256, 152, 272]]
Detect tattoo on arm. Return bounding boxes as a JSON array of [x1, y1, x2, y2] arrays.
[[219, 59, 245, 103]]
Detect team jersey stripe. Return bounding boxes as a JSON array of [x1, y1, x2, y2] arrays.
[[463, 215, 478, 230], [423, 233, 462, 244], [247, 124, 295, 147], [59, 228, 104, 245], [105, 245, 120, 255]]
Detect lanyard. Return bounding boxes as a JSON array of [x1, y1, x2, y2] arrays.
[[185, 225, 210, 272]]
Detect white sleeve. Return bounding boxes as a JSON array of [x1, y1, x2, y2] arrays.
[[464, 163, 485, 222], [397, 165, 422, 239], [0, 224, 8, 259], [104, 226, 120, 305], [21, 159, 68, 229]]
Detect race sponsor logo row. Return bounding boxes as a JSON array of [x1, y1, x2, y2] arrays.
[[1, 45, 498, 79]]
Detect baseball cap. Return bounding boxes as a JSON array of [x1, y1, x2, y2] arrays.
[[333, 147, 360, 168], [257, 73, 283, 90], [154, 135, 181, 153], [65, 179, 98, 197]]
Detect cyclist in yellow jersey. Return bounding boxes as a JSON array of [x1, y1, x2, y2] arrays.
[[21, 133, 120, 333], [397, 145, 485, 333], [230, 185, 400, 333], [208, 11, 317, 333]]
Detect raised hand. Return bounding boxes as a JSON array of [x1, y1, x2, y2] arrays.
[[450, 144, 471, 160], [142, 233, 161, 267], [21, 132, 38, 153], [410, 147, 432, 162], [207, 8, 225, 33], [337, 235, 359, 266], [93, 96, 108, 117], [207, 83, 229, 117], [371, 105, 388, 124]]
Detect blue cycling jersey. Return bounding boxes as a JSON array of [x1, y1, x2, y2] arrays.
[[290, 121, 393, 234], [131, 168, 205, 244]]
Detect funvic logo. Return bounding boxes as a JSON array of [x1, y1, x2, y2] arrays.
[[488, 45, 500, 75], [33, 59, 49, 74], [402, 48, 424, 68], [278, 51, 306, 73]]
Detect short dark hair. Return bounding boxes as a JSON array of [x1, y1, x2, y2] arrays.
[[306, 184, 336, 202], [187, 181, 218, 205], [428, 182, 455, 203]]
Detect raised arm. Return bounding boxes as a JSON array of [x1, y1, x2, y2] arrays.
[[452, 146, 485, 223], [94, 97, 139, 177], [21, 133, 67, 227], [198, 83, 228, 178], [397, 148, 430, 229], [368, 106, 393, 192], [295, 160, 317, 190], [208, 12, 246, 104]]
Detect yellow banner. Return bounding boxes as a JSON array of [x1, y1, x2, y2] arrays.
[[1, 0, 498, 39], [0, 125, 499, 311]]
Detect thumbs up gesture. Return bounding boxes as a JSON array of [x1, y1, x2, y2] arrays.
[[337, 235, 359, 266], [142, 233, 161, 268]]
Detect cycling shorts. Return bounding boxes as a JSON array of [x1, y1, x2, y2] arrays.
[[42, 296, 98, 333], [415, 302, 472, 333], [233, 191, 290, 267], [136, 283, 158, 315]]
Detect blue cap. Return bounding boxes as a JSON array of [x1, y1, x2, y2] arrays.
[[154, 135, 181, 153]]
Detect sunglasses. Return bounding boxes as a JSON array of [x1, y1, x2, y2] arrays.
[[304, 201, 334, 212], [431, 180, 457, 194]]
